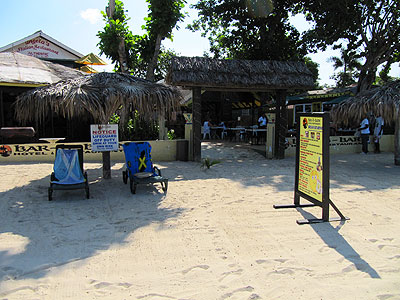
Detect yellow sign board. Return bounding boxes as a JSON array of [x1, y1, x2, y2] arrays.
[[298, 116, 323, 202]]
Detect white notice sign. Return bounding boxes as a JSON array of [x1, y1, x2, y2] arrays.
[[90, 124, 119, 152]]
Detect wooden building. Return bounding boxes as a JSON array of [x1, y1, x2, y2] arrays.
[[166, 56, 314, 160], [0, 30, 83, 69]]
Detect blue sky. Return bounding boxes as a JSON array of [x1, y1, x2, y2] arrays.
[[0, 1, 398, 87]]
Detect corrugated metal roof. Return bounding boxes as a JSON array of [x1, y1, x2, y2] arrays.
[[0, 52, 85, 87]]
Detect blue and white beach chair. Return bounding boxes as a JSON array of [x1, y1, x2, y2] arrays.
[[48, 145, 89, 201], [122, 142, 168, 194]]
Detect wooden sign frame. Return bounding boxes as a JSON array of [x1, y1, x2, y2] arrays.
[[274, 112, 348, 224]]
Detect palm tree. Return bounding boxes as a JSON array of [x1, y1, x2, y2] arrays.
[[328, 47, 362, 87]]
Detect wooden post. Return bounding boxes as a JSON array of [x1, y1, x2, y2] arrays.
[[274, 90, 287, 159], [158, 110, 166, 140], [99, 120, 112, 179], [0, 90, 4, 127], [192, 87, 202, 162], [394, 117, 400, 165], [51, 109, 54, 137], [102, 151, 111, 179]]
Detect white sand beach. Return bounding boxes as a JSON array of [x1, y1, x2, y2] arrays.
[[0, 142, 399, 299]]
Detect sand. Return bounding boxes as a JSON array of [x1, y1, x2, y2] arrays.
[[0, 141, 399, 300]]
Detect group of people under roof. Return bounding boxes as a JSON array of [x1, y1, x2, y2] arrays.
[[202, 112, 269, 141]]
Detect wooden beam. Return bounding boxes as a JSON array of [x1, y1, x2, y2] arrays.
[[192, 87, 202, 162], [274, 90, 287, 159], [170, 85, 308, 93], [0, 90, 4, 127]]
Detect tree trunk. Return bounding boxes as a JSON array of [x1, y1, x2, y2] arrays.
[[394, 117, 400, 165], [117, 36, 129, 74], [107, 0, 129, 74], [158, 110, 166, 140], [106, 0, 115, 18], [146, 33, 163, 82], [102, 151, 111, 179], [357, 67, 376, 93], [192, 87, 202, 162]]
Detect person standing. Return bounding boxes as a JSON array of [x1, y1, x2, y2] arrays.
[[258, 113, 268, 128], [373, 115, 384, 153], [203, 119, 212, 139], [357, 114, 370, 154]]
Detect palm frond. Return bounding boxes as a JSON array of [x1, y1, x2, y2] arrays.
[[15, 72, 183, 124]]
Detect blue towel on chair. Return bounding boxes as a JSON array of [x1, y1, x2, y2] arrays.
[[52, 149, 85, 185], [123, 142, 154, 175]]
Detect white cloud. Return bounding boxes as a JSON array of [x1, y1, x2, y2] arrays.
[[80, 8, 102, 25]]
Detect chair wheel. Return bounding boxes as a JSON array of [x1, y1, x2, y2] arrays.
[[130, 178, 136, 194], [48, 188, 53, 201], [122, 170, 128, 184], [162, 181, 168, 193]]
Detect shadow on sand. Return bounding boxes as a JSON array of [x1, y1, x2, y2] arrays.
[[1, 144, 398, 285], [0, 162, 182, 284], [296, 209, 380, 279]]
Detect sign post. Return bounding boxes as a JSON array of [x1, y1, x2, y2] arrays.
[[90, 124, 119, 179], [274, 112, 348, 224]]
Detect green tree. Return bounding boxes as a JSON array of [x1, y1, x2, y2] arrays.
[[294, 0, 400, 92], [304, 57, 320, 88], [144, 0, 186, 81], [188, 0, 306, 61], [328, 47, 362, 87], [97, 0, 136, 73], [98, 0, 186, 81], [189, 0, 319, 159], [129, 42, 178, 81]]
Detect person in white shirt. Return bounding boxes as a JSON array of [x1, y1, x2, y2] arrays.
[[258, 114, 268, 128], [203, 120, 212, 139], [373, 115, 384, 153], [357, 114, 370, 154]]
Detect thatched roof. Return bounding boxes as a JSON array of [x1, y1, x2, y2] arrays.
[[166, 56, 314, 91], [15, 72, 182, 124], [330, 80, 400, 126], [0, 52, 85, 86]]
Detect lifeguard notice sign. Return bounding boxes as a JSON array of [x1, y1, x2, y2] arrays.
[[90, 124, 119, 152]]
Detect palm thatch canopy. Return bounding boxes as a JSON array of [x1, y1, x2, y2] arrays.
[[166, 56, 314, 91], [0, 52, 85, 86], [15, 72, 182, 124], [331, 80, 400, 126]]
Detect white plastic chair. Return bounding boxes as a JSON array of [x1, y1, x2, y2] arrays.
[[202, 126, 211, 139], [221, 130, 227, 139]]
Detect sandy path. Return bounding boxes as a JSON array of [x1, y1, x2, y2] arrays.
[[0, 142, 399, 299]]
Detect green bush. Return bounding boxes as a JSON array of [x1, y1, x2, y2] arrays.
[[201, 157, 221, 169], [110, 110, 159, 141]]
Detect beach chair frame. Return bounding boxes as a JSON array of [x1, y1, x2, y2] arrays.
[[48, 144, 89, 201], [122, 142, 168, 194]]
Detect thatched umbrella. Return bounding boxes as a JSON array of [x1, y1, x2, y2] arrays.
[[330, 80, 400, 165], [15, 72, 182, 178]]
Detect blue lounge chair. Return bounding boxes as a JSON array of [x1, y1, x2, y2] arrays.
[[122, 142, 168, 194], [48, 145, 89, 201]]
